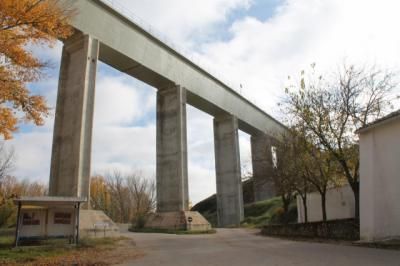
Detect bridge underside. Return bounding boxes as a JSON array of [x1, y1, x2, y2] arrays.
[[50, 0, 285, 227]]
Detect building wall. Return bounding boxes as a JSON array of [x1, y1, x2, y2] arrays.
[[18, 207, 76, 239], [360, 119, 400, 241], [19, 209, 46, 238], [47, 208, 76, 237], [297, 185, 355, 223]]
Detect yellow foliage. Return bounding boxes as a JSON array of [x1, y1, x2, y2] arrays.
[[0, 0, 74, 139]]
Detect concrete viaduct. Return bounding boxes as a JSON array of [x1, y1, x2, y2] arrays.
[[49, 0, 286, 227]]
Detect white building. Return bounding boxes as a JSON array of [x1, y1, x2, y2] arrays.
[[358, 110, 400, 241], [13, 197, 86, 246], [297, 185, 355, 223]]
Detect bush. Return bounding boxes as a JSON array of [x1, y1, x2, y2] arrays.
[[132, 215, 147, 229], [0, 199, 16, 228]]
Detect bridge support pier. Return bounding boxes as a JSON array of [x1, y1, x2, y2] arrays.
[[251, 134, 276, 202], [156, 85, 189, 212], [49, 34, 99, 205], [145, 86, 211, 231], [214, 114, 244, 227]]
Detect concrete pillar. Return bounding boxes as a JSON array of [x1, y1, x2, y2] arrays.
[[214, 114, 244, 227], [251, 134, 276, 202], [156, 85, 189, 212], [49, 34, 99, 203]]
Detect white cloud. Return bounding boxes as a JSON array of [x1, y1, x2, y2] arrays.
[[91, 124, 156, 177], [94, 76, 145, 126], [195, 0, 400, 115], [114, 0, 252, 48], [5, 132, 53, 182]]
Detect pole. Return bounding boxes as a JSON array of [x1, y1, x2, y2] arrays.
[[76, 202, 80, 245], [14, 202, 21, 247]]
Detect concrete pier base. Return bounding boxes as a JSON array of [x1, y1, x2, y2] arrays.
[[214, 114, 244, 227], [156, 86, 189, 212], [79, 210, 120, 238], [49, 34, 99, 205], [251, 134, 276, 202], [145, 211, 211, 231]]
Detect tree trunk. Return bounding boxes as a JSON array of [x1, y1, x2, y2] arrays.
[[302, 195, 308, 223], [352, 182, 360, 220], [321, 192, 327, 222], [282, 195, 290, 224]]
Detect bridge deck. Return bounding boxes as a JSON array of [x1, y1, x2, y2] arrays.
[[64, 0, 286, 135]]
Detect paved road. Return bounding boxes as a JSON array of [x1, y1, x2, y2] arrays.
[[120, 228, 400, 266]]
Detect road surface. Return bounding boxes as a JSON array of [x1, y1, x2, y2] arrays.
[[119, 228, 400, 266]]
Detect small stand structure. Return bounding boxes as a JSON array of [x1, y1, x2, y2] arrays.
[[13, 196, 86, 247]]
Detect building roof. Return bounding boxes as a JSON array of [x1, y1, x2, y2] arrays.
[[14, 196, 87, 206], [356, 109, 400, 134]]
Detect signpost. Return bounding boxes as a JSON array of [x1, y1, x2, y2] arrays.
[[187, 216, 193, 231]]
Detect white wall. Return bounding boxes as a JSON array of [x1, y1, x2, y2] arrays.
[[47, 208, 76, 237], [297, 185, 355, 223], [19, 209, 46, 238], [360, 118, 400, 241], [18, 207, 76, 239]]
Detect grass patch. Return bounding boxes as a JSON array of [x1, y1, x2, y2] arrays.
[[242, 197, 297, 228], [193, 192, 298, 228], [130, 227, 216, 235], [0, 228, 129, 265], [79, 236, 127, 247], [0, 239, 72, 265]]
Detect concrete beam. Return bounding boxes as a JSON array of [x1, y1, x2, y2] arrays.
[[251, 134, 276, 202], [214, 114, 244, 227], [61, 0, 286, 136], [156, 86, 189, 212], [49, 34, 99, 203]]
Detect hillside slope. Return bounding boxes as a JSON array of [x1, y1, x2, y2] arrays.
[[191, 179, 297, 227]]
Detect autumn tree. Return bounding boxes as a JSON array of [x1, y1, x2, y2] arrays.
[[90, 175, 111, 213], [283, 129, 311, 223], [126, 172, 156, 228], [283, 63, 397, 219], [272, 134, 297, 223], [0, 175, 46, 227], [90, 171, 156, 225], [0, 143, 15, 227], [0, 0, 74, 139], [106, 171, 130, 223], [0, 142, 14, 182], [306, 146, 340, 221]]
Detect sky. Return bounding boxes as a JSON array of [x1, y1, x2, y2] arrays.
[[4, 0, 400, 204]]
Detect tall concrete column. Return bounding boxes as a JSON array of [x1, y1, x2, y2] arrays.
[[251, 134, 276, 202], [214, 114, 244, 227], [156, 85, 189, 212], [49, 34, 99, 203]]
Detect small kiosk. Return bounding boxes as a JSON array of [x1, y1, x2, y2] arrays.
[[13, 196, 86, 247]]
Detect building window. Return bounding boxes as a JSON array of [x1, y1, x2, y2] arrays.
[[54, 212, 72, 224], [22, 212, 40, 225]]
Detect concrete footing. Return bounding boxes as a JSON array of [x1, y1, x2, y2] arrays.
[[79, 210, 120, 238], [145, 211, 211, 231]]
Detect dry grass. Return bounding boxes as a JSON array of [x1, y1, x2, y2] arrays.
[[0, 235, 143, 266]]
